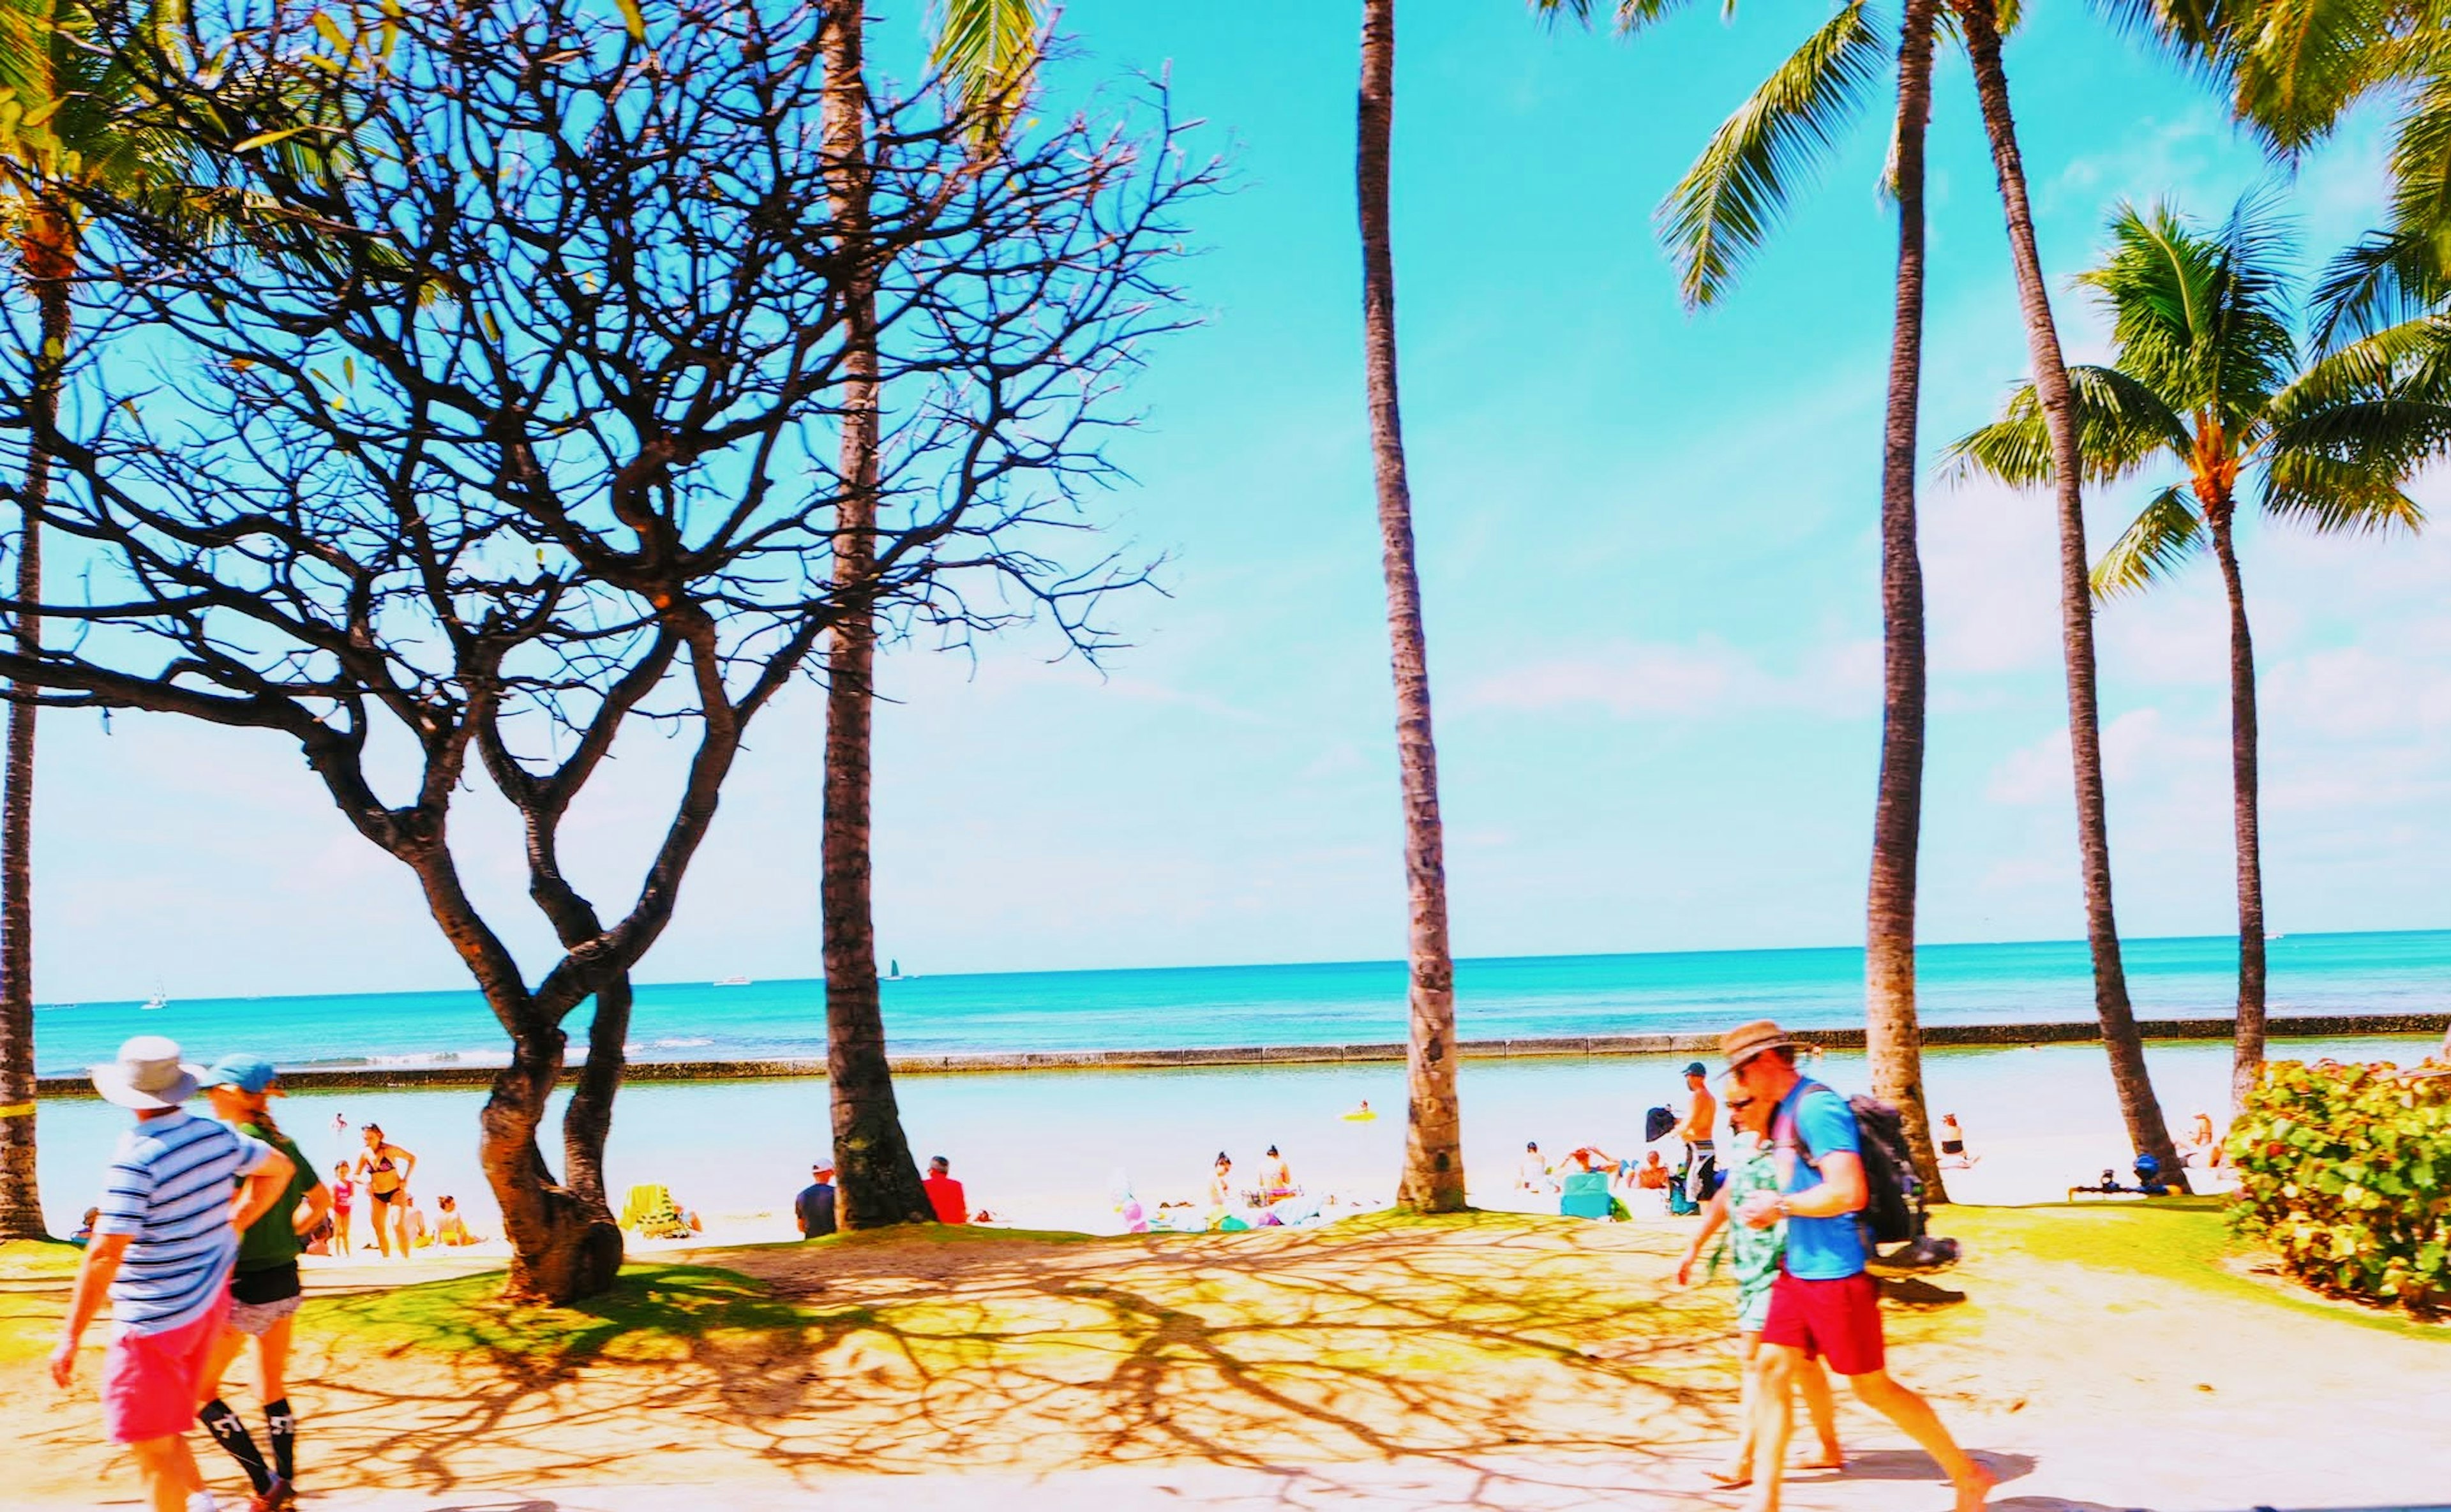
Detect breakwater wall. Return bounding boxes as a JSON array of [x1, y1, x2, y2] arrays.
[[31, 1011, 2444, 1097]]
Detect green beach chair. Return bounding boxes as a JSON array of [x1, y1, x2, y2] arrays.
[[1559, 1171, 1614, 1220]]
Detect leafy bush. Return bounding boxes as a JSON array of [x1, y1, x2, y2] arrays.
[[2228, 1056, 2451, 1314]]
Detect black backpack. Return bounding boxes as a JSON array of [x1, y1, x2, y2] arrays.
[[1791, 1084, 1924, 1248]]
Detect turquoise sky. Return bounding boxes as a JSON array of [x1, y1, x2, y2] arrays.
[[39, 3, 2449, 999]]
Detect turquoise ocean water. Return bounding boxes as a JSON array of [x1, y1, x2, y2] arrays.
[[31, 928, 2450, 1075]]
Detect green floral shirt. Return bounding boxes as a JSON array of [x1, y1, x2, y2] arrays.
[[1721, 1136, 1783, 1301]]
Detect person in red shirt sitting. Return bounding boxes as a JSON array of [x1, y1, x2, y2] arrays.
[[922, 1155, 968, 1225]]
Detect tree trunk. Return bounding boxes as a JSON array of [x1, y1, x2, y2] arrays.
[[0, 211, 72, 1241], [1866, 0, 1945, 1203], [821, 0, 931, 1229], [2207, 507, 2266, 1111], [1358, 0, 1464, 1215], [560, 974, 631, 1220], [1954, 0, 2186, 1186], [483, 1029, 622, 1303]]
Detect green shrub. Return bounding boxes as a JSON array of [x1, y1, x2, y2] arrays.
[[2228, 1056, 2451, 1315]]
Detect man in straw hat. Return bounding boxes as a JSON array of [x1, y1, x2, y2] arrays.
[[50, 1036, 296, 1512], [1718, 1019, 1993, 1511]]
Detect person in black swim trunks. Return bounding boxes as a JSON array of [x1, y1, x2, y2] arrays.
[[1936, 1112, 1980, 1169], [356, 1123, 418, 1259]]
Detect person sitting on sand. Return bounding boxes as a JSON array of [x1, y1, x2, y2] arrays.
[[797, 1162, 839, 1238], [1937, 1113, 1981, 1169], [401, 1201, 432, 1248], [1636, 1150, 1671, 1190], [2178, 1111, 2226, 1168], [433, 1195, 481, 1246], [1676, 1086, 1842, 1488], [924, 1155, 969, 1225], [68, 1206, 98, 1247], [1208, 1152, 1236, 1211], [1516, 1142, 1557, 1195], [1261, 1146, 1296, 1199]]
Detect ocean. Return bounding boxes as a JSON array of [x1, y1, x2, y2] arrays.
[[29, 928, 2451, 1075]]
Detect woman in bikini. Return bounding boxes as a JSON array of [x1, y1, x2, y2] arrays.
[[356, 1124, 417, 1258]]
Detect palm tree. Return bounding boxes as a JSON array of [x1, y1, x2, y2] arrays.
[[1948, 0, 2187, 1183], [820, 0, 932, 1228], [1359, 0, 1463, 1213], [1950, 196, 2435, 1111], [1538, 0, 1951, 1193], [0, 0, 220, 1240]]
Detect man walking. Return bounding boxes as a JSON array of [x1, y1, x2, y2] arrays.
[[51, 1037, 295, 1512], [1676, 1060, 1718, 1209], [1721, 1020, 1991, 1512]]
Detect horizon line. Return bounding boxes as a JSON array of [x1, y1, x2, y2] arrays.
[[33, 924, 2447, 1013]]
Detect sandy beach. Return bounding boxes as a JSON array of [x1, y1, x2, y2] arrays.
[[7, 1201, 2447, 1511], [29, 1033, 2418, 1250]]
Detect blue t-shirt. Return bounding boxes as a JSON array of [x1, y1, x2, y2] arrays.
[[1772, 1080, 1868, 1280]]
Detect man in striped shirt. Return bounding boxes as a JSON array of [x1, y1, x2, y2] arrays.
[[51, 1037, 295, 1512]]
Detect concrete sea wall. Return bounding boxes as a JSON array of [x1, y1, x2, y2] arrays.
[[33, 1011, 2444, 1097]]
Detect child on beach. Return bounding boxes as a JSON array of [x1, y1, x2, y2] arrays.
[[329, 1164, 354, 1255], [1675, 1081, 1841, 1488]]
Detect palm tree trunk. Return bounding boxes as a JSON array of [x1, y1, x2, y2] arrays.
[[1358, 0, 1463, 1214], [821, 0, 931, 1229], [0, 209, 70, 1241], [2206, 507, 2265, 1110], [1954, 0, 2187, 1186], [1867, 0, 1945, 1202]]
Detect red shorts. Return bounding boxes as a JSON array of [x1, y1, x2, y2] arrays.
[[102, 1289, 231, 1444], [1759, 1268, 1885, 1377]]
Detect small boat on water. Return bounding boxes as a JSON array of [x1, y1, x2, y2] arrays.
[[712, 975, 751, 987], [141, 991, 169, 1012]]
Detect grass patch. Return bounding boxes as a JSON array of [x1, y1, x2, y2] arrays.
[[1940, 1199, 2450, 1342], [312, 1262, 848, 1365]]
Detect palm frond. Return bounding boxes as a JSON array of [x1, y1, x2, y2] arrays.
[[2075, 195, 2297, 426], [929, 0, 1044, 137], [2261, 448, 2431, 534], [2228, 0, 2399, 154], [1944, 366, 2189, 487], [2311, 228, 2448, 350], [2385, 61, 2451, 266], [1655, 0, 1884, 310], [2091, 484, 2205, 599]]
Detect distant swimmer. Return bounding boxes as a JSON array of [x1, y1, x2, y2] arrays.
[[1340, 1100, 1376, 1122]]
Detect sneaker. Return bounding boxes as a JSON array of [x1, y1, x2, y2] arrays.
[[246, 1478, 294, 1512]]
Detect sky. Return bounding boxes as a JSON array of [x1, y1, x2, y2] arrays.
[[31, 2, 2451, 1003]]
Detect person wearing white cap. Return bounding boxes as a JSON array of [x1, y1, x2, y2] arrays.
[[50, 1037, 295, 1512]]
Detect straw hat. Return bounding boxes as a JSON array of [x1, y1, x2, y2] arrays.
[[1718, 1019, 1800, 1074], [91, 1035, 202, 1110]]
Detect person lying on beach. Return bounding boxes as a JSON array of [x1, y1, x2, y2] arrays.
[[1937, 1114, 1981, 1169], [1561, 1146, 1616, 1175], [1675, 1091, 1842, 1489], [2177, 1111, 2226, 1168]]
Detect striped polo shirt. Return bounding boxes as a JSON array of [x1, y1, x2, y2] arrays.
[[92, 1109, 273, 1334]]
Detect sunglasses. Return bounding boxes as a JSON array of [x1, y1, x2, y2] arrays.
[[1727, 1097, 1756, 1111]]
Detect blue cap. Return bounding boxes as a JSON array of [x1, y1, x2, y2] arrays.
[[202, 1054, 280, 1095]]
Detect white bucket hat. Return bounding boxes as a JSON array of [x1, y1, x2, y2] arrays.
[[91, 1035, 202, 1110]]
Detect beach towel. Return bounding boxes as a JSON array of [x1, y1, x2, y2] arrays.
[[1644, 1105, 1676, 1144]]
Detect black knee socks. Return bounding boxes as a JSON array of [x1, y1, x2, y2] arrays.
[[199, 1398, 273, 1494], [265, 1397, 296, 1483]]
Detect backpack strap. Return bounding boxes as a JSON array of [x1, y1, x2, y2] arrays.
[[1774, 1079, 1844, 1171]]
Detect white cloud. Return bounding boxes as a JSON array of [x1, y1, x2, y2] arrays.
[[1457, 635, 1878, 721]]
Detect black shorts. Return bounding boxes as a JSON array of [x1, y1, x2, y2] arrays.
[[232, 1260, 302, 1307]]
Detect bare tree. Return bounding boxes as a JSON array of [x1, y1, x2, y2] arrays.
[[0, 0, 1204, 1299]]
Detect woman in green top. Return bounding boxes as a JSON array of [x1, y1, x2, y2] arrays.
[[197, 1054, 329, 1511], [1675, 1086, 1842, 1488]]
